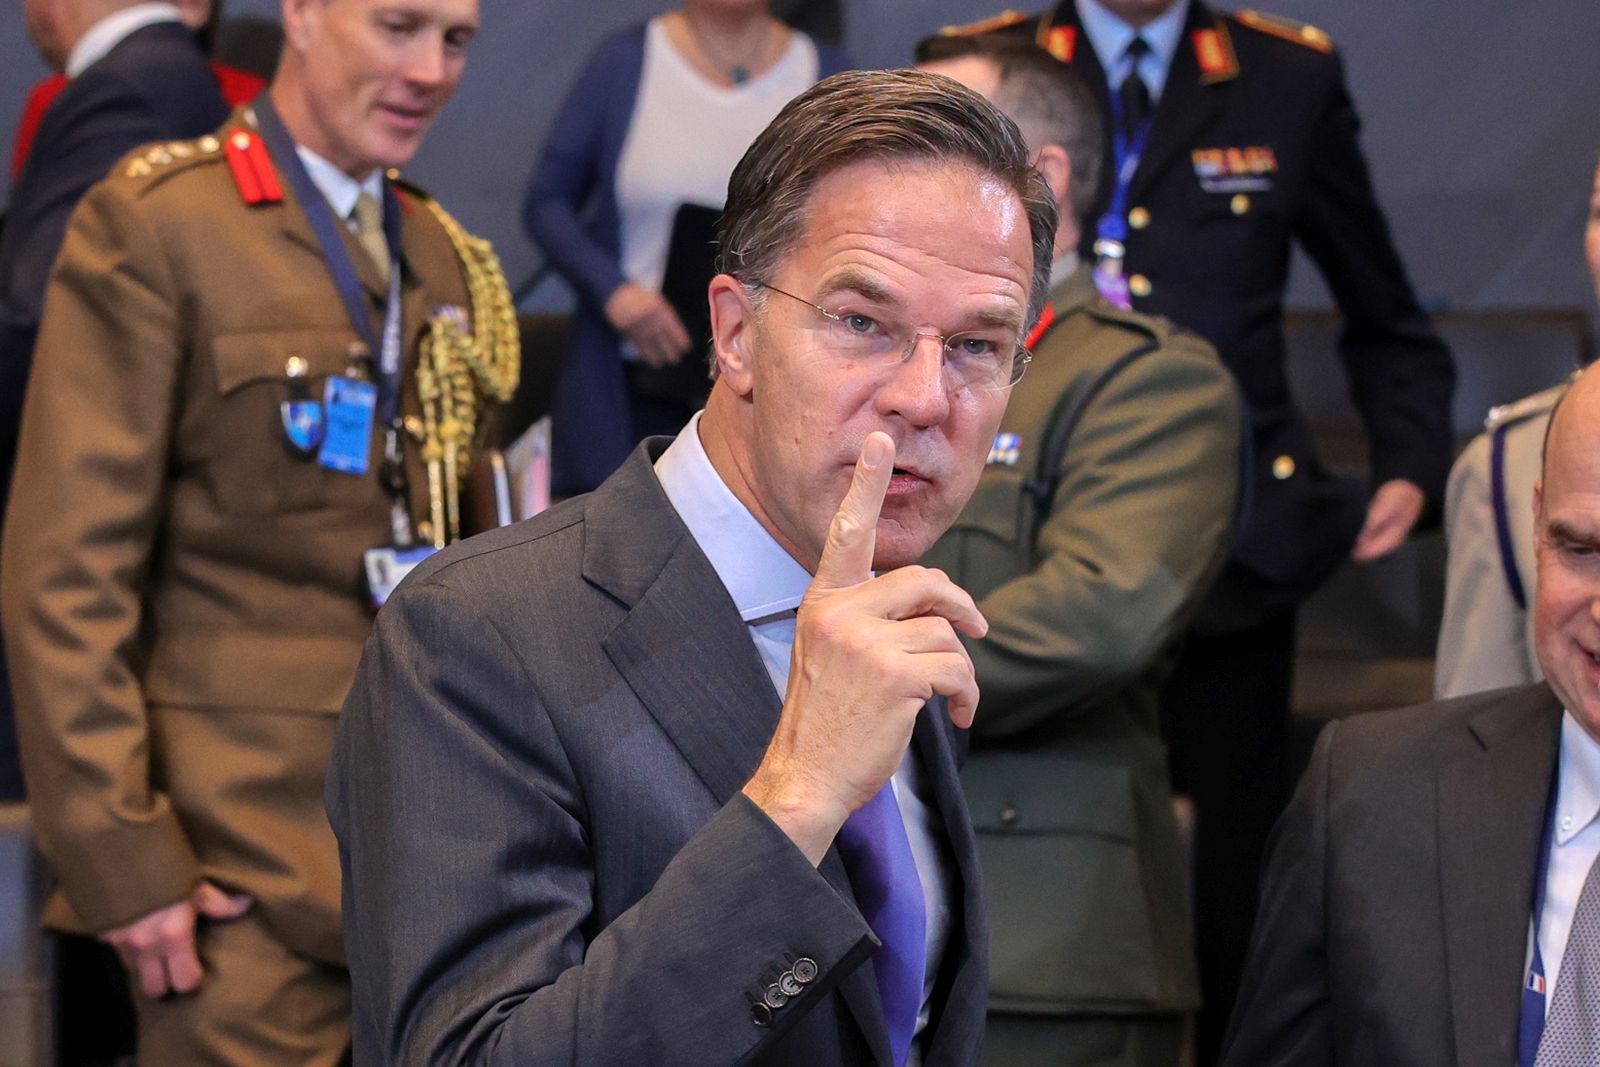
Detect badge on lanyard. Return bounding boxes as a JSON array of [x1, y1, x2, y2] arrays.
[[318, 375, 379, 475], [363, 544, 437, 610], [280, 356, 325, 458]]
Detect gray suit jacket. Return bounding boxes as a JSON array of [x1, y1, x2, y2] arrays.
[[1221, 683, 1560, 1066], [326, 442, 988, 1065]]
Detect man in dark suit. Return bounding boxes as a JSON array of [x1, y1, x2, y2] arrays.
[[925, 4, 1455, 1052], [327, 69, 1059, 1065], [0, 0, 228, 802], [1223, 360, 1600, 1066]]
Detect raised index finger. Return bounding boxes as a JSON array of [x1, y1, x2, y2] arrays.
[[811, 432, 893, 590]]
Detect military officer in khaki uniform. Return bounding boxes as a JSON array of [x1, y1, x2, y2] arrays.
[[0, 0, 515, 1061], [919, 35, 1242, 1067]]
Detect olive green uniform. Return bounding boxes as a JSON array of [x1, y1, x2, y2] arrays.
[[923, 264, 1242, 1066]]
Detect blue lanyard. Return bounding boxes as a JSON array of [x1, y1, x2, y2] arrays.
[[252, 99, 406, 428], [1518, 773, 1563, 1067], [1093, 74, 1154, 252]]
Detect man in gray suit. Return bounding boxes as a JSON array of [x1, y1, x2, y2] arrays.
[[327, 69, 1058, 1065], [1223, 358, 1600, 1065]]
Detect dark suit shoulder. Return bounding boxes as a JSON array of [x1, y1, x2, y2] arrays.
[[403, 498, 590, 593], [1323, 683, 1558, 778]]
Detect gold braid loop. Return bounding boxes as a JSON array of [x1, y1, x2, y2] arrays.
[[416, 197, 521, 545]]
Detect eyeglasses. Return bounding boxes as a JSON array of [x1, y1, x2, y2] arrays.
[[748, 281, 1031, 391]]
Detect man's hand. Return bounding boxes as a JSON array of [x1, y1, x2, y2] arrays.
[[604, 282, 692, 368], [100, 881, 252, 999], [742, 432, 988, 865], [1351, 478, 1426, 562]]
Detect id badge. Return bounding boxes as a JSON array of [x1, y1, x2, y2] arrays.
[[363, 544, 437, 610], [1093, 266, 1132, 310], [318, 376, 378, 475]]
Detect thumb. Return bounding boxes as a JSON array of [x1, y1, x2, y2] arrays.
[[811, 432, 894, 589], [192, 881, 253, 920]]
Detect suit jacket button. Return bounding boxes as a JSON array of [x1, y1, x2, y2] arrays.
[[778, 970, 803, 997], [1272, 454, 1297, 480], [751, 1002, 773, 1027], [764, 984, 789, 1009], [999, 805, 1019, 826], [1231, 193, 1251, 215], [793, 957, 819, 983]]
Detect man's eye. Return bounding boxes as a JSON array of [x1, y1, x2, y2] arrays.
[[951, 335, 1000, 358], [842, 313, 878, 335]]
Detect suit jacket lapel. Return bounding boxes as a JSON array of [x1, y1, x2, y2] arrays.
[[1129, 4, 1234, 204], [587, 447, 894, 1062], [1437, 685, 1562, 1066]]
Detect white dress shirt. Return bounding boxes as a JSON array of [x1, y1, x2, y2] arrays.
[[654, 412, 956, 1061], [1076, 0, 1192, 102], [295, 146, 383, 226], [66, 2, 184, 78], [1533, 711, 1600, 1015]]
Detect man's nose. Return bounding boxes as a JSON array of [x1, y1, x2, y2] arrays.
[[403, 38, 449, 88], [877, 335, 952, 426]]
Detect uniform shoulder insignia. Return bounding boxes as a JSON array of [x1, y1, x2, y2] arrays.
[[936, 10, 1030, 37], [1232, 10, 1334, 53], [221, 128, 283, 205], [1484, 376, 1576, 432], [116, 134, 225, 184], [386, 170, 434, 204]]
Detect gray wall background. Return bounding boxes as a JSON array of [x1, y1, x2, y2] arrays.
[[3, 1, 1598, 313]]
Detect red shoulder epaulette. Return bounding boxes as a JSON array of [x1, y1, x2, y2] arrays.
[[224, 128, 282, 205], [1038, 25, 1077, 63], [1025, 302, 1058, 352]]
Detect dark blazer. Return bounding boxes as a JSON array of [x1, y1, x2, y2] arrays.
[[0, 19, 225, 801], [1222, 683, 1561, 1066], [327, 442, 989, 1065], [990, 2, 1455, 627]]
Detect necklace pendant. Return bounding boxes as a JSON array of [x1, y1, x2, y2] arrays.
[[731, 65, 749, 85]]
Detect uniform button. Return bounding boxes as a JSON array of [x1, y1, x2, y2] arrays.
[[793, 958, 819, 983], [764, 984, 789, 1009], [1129, 274, 1152, 298], [778, 970, 803, 997], [751, 1002, 773, 1027], [999, 805, 1019, 827], [1231, 194, 1251, 215], [1272, 454, 1296, 480], [1562, 814, 1575, 832], [1128, 206, 1150, 230]]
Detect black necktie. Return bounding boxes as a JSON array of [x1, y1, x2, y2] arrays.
[[1118, 37, 1152, 141]]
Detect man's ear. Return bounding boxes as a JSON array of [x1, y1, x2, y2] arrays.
[[1033, 144, 1071, 212], [708, 274, 757, 396], [279, 0, 319, 52]]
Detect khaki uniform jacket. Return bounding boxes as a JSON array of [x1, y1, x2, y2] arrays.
[[922, 265, 1242, 1016], [1, 111, 475, 964], [1434, 384, 1567, 699]]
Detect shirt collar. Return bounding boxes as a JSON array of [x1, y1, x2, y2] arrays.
[[1075, 0, 1190, 96], [1556, 710, 1600, 846], [66, 3, 183, 78], [294, 145, 384, 222], [654, 412, 814, 623]]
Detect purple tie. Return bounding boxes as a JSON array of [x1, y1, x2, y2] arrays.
[[835, 780, 927, 1067]]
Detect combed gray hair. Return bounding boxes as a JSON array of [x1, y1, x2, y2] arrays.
[[716, 68, 1058, 329]]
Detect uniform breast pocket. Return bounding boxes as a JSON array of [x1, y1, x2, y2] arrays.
[[925, 469, 1030, 605], [203, 328, 377, 516]]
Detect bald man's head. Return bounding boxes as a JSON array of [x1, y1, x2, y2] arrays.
[[1533, 363, 1600, 738]]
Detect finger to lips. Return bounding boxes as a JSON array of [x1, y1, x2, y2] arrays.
[[812, 432, 894, 590]]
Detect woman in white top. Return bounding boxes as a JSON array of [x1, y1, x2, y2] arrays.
[[525, 1, 850, 494]]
